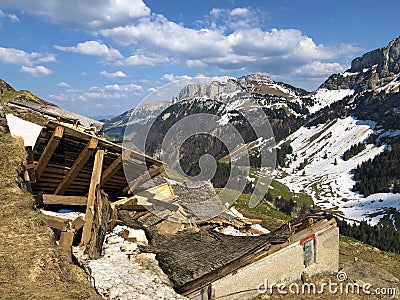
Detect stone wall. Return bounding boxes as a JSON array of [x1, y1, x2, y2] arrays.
[[191, 223, 339, 300]]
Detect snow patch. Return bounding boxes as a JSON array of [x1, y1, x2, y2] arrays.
[[309, 89, 354, 114], [6, 114, 42, 147], [85, 225, 188, 300]]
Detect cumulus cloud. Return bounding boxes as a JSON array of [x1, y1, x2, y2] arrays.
[[124, 52, 171, 66], [229, 8, 251, 18], [56, 82, 71, 88], [20, 65, 52, 77], [1, 1, 362, 88], [0, 47, 56, 66], [294, 61, 345, 77], [37, 53, 57, 63], [0, 0, 150, 30], [102, 83, 142, 92], [100, 12, 360, 78], [49, 82, 144, 103], [0, 9, 19, 22], [162, 73, 192, 82], [54, 40, 122, 61], [0, 47, 33, 65], [100, 70, 127, 79]]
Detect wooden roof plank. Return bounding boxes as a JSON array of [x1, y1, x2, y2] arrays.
[[101, 155, 122, 186], [54, 137, 98, 195]]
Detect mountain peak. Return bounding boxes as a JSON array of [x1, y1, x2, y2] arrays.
[[172, 73, 306, 103], [351, 36, 400, 74], [0, 79, 15, 95], [320, 36, 400, 92]]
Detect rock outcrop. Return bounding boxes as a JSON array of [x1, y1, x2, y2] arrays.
[[0, 104, 9, 134], [320, 36, 400, 92], [172, 74, 303, 103]]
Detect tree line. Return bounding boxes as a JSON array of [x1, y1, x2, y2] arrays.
[[352, 143, 400, 196], [343, 142, 366, 161]]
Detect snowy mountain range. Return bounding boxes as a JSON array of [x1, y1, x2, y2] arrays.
[[102, 36, 400, 227]]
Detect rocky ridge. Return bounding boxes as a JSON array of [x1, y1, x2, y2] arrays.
[[321, 36, 400, 93], [172, 74, 307, 103]]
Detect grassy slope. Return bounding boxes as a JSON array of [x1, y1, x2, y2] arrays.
[[0, 133, 101, 300]]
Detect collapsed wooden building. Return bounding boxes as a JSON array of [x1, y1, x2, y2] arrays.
[[22, 120, 339, 300]]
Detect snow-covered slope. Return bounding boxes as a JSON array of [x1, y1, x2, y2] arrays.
[[307, 88, 354, 114], [278, 116, 400, 224]]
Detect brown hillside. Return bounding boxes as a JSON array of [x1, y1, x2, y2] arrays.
[[0, 132, 101, 300]]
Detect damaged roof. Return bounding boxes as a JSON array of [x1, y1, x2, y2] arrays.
[[119, 206, 327, 295]]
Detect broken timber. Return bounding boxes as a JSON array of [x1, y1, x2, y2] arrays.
[[81, 149, 105, 246], [30, 121, 163, 251]]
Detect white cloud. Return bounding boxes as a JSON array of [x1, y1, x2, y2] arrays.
[[20, 65, 52, 77], [1, 2, 362, 89], [0, 0, 150, 30], [162, 73, 192, 82], [0, 47, 56, 67], [48, 93, 68, 102], [210, 8, 223, 18], [37, 53, 57, 63], [49, 82, 144, 103], [229, 7, 251, 18], [54, 40, 122, 61], [56, 82, 71, 88], [124, 52, 170, 66], [103, 83, 142, 92], [0, 9, 19, 22], [0, 47, 32, 65], [100, 70, 127, 79], [294, 61, 345, 77], [100, 13, 360, 78]]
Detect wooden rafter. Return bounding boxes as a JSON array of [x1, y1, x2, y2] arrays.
[[54, 137, 98, 195], [101, 155, 122, 186], [35, 125, 64, 180], [80, 149, 105, 246]]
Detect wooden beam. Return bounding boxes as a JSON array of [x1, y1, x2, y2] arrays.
[[101, 155, 122, 185], [54, 137, 98, 195], [35, 125, 64, 180], [80, 149, 104, 246], [41, 214, 70, 231], [122, 164, 165, 195], [42, 194, 88, 206], [87, 188, 112, 259], [59, 230, 75, 250]]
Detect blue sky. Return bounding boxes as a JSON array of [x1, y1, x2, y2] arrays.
[[0, 0, 399, 117]]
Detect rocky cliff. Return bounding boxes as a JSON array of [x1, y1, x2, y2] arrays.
[[321, 36, 400, 93], [172, 74, 307, 103]]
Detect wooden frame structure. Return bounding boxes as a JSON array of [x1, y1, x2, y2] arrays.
[[30, 121, 164, 253]]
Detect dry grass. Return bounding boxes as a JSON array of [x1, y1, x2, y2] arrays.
[[0, 133, 101, 300]]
